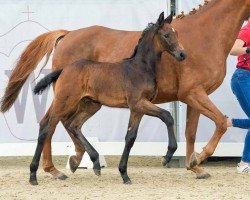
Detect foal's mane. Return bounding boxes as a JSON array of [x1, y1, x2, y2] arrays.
[[124, 22, 158, 60], [176, 0, 210, 19]]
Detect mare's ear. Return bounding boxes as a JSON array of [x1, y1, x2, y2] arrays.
[[165, 12, 173, 24], [157, 12, 165, 28]]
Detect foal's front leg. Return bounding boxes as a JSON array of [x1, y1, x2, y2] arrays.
[[138, 100, 178, 164], [119, 99, 177, 184], [119, 112, 143, 184]]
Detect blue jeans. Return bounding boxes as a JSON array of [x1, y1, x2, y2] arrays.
[[231, 68, 250, 162]]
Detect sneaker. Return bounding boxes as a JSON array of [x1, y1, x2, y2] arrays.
[[237, 164, 250, 174]]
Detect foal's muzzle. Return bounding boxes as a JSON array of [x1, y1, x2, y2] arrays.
[[174, 50, 186, 61]]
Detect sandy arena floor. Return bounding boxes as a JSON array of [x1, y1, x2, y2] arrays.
[[0, 156, 249, 200]]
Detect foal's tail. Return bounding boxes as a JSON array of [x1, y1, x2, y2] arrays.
[[33, 69, 63, 95], [0, 30, 69, 113]]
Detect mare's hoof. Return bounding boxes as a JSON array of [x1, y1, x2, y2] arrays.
[[29, 179, 38, 186], [93, 169, 101, 176], [196, 172, 211, 179], [124, 180, 132, 185], [190, 152, 199, 168], [54, 173, 68, 180], [69, 156, 79, 173]]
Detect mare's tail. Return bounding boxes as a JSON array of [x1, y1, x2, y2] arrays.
[[0, 30, 69, 113]]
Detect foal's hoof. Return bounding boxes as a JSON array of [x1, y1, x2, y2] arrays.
[[29, 179, 38, 186], [93, 169, 101, 176], [69, 156, 79, 173], [124, 179, 132, 185], [190, 152, 199, 168], [161, 156, 167, 166], [196, 172, 211, 179], [161, 156, 170, 168], [53, 172, 68, 180]]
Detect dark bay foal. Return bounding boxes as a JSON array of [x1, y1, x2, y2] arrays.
[[31, 12, 186, 185]]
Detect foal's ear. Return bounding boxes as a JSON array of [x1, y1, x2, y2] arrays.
[[165, 12, 173, 24], [157, 12, 165, 28]]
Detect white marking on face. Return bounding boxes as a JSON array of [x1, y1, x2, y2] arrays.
[[172, 28, 176, 32]]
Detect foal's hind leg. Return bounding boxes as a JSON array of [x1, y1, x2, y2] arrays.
[[65, 125, 102, 176], [62, 101, 102, 174], [29, 110, 60, 185], [41, 101, 101, 178], [63, 127, 85, 173], [30, 91, 84, 185]]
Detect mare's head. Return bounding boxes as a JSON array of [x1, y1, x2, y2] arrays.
[[154, 12, 186, 61]]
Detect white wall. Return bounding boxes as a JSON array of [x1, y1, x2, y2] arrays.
[[0, 0, 172, 146], [0, 0, 245, 156]]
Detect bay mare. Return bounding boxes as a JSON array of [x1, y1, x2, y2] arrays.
[[1, 0, 250, 180], [29, 13, 185, 185]]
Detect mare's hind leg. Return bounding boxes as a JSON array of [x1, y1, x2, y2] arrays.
[[41, 105, 68, 180], [62, 100, 102, 174]]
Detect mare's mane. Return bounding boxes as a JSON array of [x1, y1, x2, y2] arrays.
[[176, 0, 211, 19]]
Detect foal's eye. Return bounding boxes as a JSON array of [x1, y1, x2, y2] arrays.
[[164, 34, 169, 38]]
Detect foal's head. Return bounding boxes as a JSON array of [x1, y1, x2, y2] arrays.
[[154, 12, 186, 61]]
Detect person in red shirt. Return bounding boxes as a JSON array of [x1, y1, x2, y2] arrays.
[[233, 21, 250, 69], [227, 18, 250, 173]]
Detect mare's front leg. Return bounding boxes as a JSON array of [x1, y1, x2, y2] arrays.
[[185, 105, 210, 179], [119, 111, 143, 184], [179, 88, 227, 176]]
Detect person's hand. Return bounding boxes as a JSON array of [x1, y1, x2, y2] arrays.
[[226, 118, 233, 127]]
